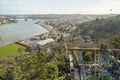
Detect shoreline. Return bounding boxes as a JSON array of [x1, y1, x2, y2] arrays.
[[0, 21, 48, 47], [0, 21, 17, 26], [0, 31, 48, 47], [38, 23, 53, 30]]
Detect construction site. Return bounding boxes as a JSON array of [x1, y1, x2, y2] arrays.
[[64, 42, 120, 80]]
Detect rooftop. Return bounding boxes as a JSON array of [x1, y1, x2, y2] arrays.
[[37, 38, 54, 46]]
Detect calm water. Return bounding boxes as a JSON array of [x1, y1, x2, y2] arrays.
[[0, 20, 48, 46]]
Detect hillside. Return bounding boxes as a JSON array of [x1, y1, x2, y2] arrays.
[[76, 15, 120, 40]]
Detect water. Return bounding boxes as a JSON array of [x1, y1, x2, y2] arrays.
[[0, 20, 48, 46]]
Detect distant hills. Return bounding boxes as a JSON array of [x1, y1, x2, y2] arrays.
[[0, 14, 116, 20]]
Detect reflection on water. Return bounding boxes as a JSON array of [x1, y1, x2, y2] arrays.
[[0, 20, 48, 46]]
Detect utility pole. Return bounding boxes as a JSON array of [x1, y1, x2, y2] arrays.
[[94, 50, 97, 80], [59, 22, 62, 54], [64, 41, 68, 80]]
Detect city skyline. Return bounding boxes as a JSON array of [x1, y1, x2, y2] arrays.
[[0, 0, 120, 14]]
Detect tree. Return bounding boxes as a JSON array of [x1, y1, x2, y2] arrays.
[[36, 45, 42, 53], [0, 37, 2, 41], [0, 43, 66, 80], [83, 51, 94, 64], [108, 32, 120, 49], [107, 33, 120, 59], [17, 47, 24, 55], [7, 53, 49, 80], [46, 63, 58, 80]]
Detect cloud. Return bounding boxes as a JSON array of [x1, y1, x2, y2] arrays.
[[0, 0, 24, 5], [0, 0, 120, 14], [0, 0, 9, 4], [17, 1, 23, 5]]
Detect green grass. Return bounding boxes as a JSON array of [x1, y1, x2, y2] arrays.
[[0, 43, 30, 59]]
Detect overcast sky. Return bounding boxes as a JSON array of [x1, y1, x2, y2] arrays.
[[0, 0, 120, 14]]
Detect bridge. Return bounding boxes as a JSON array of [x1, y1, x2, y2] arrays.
[[0, 15, 58, 21]]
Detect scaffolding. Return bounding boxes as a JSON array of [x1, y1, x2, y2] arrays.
[[65, 44, 120, 80]]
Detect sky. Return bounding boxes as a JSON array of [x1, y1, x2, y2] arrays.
[[0, 0, 120, 14]]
